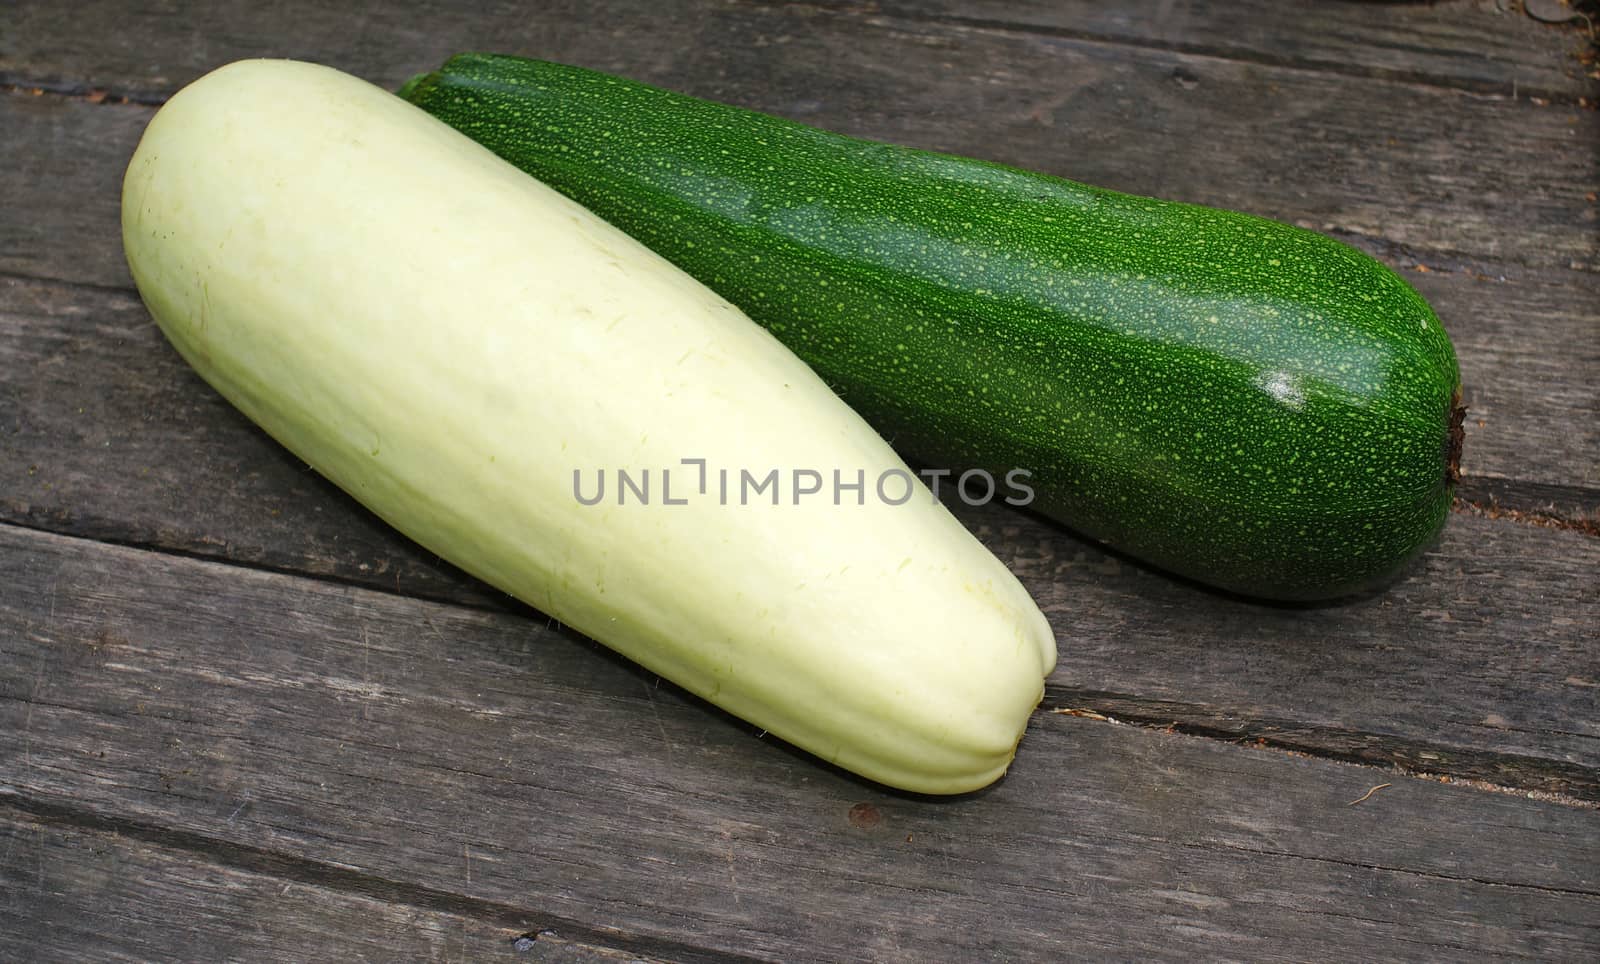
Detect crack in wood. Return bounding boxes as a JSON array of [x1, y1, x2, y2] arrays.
[[0, 79, 165, 107], [1454, 492, 1600, 537], [1173, 837, 1600, 898], [1042, 686, 1600, 805]]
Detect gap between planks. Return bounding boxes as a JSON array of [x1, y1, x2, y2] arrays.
[[0, 792, 754, 964], [0, 79, 163, 107], [1046, 697, 1600, 812]]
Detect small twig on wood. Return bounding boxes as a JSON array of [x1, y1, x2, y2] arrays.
[[1052, 707, 1110, 722], [1347, 783, 1393, 807]]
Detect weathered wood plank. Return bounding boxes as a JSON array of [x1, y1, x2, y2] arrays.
[[0, 806, 693, 963], [3, 524, 1597, 960], [5, 0, 1593, 102], [1396, 254, 1600, 495], [2, 3, 1596, 279], [976, 499, 1600, 795], [0, 276, 505, 608], [0, 811, 532, 963], [0, 95, 147, 289], [2, 274, 1596, 794], [853, 0, 1600, 100]]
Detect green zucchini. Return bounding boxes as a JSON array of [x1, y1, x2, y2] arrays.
[[402, 54, 1465, 601], [122, 59, 1057, 794]]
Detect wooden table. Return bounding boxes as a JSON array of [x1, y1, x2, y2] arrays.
[[3, 2, 1597, 959]]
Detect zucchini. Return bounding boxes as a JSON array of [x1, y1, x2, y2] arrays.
[[402, 55, 1465, 600], [121, 59, 1057, 794]]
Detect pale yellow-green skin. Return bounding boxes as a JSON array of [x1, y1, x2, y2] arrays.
[[121, 59, 1058, 794]]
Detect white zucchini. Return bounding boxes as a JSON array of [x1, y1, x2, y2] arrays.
[[121, 59, 1058, 793]]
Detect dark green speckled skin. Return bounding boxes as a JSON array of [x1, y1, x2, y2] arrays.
[[403, 54, 1463, 600]]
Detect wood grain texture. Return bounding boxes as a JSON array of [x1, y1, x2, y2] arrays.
[[0, 275, 507, 608], [1, 273, 1595, 796], [0, 805, 692, 964], [1396, 257, 1600, 495], [851, 0, 1600, 100], [0, 812, 522, 964], [0, 95, 149, 289], [3, 523, 1597, 961], [2, 2, 1596, 276], [6, 0, 1595, 102], [971, 498, 1600, 796]]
